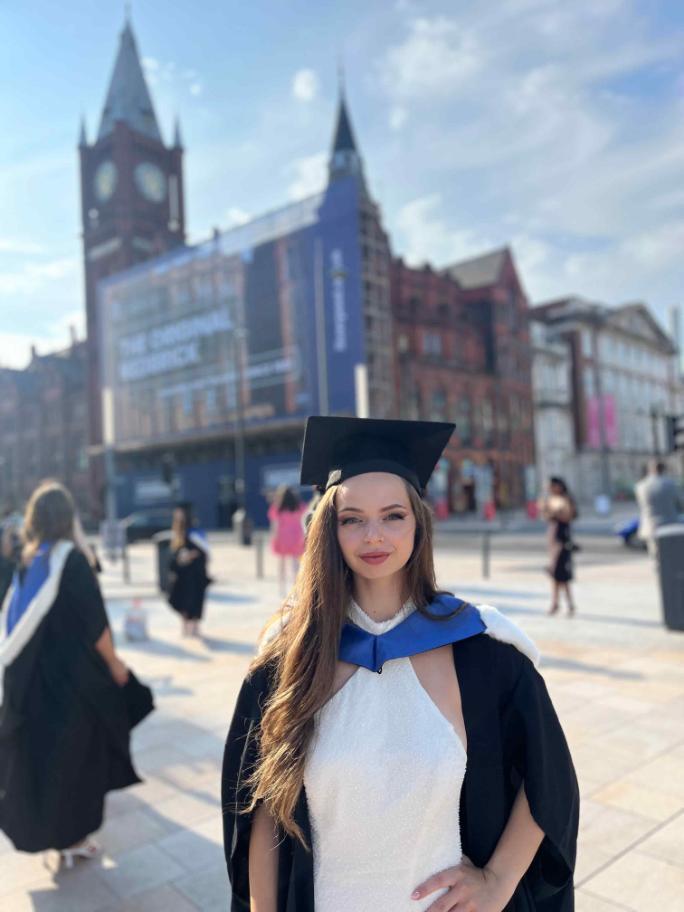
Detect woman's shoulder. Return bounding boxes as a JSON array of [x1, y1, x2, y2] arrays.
[[451, 603, 540, 681], [236, 658, 278, 717]]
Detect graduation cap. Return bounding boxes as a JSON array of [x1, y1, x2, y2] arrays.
[[300, 416, 455, 494]]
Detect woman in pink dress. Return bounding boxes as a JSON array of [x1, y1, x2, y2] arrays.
[[268, 486, 307, 594]]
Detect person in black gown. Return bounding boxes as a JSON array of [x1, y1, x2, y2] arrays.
[[168, 506, 211, 637], [539, 477, 578, 616], [0, 481, 148, 867]]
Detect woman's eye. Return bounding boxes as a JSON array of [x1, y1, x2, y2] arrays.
[[386, 513, 406, 521], [339, 516, 360, 526]]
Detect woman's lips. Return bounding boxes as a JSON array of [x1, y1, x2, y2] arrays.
[[359, 552, 391, 565]]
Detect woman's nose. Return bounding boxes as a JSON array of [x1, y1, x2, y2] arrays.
[[364, 521, 383, 542]]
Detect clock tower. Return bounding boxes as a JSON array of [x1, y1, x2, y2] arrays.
[[79, 18, 186, 504]]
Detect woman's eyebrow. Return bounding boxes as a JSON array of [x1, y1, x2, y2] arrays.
[[337, 503, 408, 513]]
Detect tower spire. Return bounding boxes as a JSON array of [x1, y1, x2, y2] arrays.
[[328, 79, 364, 185], [78, 114, 88, 147], [97, 18, 162, 143]]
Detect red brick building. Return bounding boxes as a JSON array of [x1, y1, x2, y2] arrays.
[[0, 338, 89, 517], [391, 248, 535, 512]]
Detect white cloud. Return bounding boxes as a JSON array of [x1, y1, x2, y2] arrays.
[[373, 2, 684, 318], [292, 68, 320, 103], [379, 17, 483, 100], [0, 257, 78, 296], [142, 56, 203, 98], [286, 153, 327, 201], [0, 239, 44, 255], [224, 207, 251, 229], [0, 308, 85, 369], [396, 194, 495, 267]]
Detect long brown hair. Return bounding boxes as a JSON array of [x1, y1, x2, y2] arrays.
[[171, 507, 188, 551], [248, 479, 443, 843], [22, 480, 75, 563], [273, 484, 301, 513]]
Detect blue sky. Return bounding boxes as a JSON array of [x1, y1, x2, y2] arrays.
[[1, 0, 683, 367]]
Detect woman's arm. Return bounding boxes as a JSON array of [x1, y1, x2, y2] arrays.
[[484, 784, 544, 903], [412, 784, 543, 910], [95, 627, 129, 686], [249, 803, 279, 912]]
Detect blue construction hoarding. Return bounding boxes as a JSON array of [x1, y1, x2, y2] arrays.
[[98, 177, 365, 526]]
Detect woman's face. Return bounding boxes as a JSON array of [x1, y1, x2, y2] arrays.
[[549, 480, 563, 496], [335, 472, 416, 582]]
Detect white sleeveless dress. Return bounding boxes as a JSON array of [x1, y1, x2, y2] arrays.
[[304, 601, 467, 912]]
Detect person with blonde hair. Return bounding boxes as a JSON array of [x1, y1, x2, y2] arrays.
[[0, 481, 150, 867], [222, 417, 578, 912]]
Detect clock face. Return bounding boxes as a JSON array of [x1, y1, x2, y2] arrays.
[[135, 162, 167, 203], [93, 160, 117, 203]]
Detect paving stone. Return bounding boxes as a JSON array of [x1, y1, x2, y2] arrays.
[[102, 883, 199, 911], [582, 850, 684, 911], [98, 808, 173, 856], [95, 844, 186, 900], [174, 862, 231, 912], [591, 780, 684, 823], [157, 817, 224, 873], [575, 889, 635, 911], [578, 801, 655, 856], [637, 810, 684, 868]]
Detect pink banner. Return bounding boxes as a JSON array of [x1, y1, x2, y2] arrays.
[[586, 395, 617, 449]]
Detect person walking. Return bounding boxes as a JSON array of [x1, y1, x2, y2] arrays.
[[0, 481, 149, 866], [267, 485, 307, 594], [634, 459, 683, 558], [168, 506, 211, 637], [539, 476, 578, 617], [223, 416, 578, 911]]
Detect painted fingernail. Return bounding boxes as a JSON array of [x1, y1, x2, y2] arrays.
[[411, 890, 421, 899]]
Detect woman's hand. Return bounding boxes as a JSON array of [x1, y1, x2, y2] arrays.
[[411, 856, 513, 912], [109, 656, 130, 687]]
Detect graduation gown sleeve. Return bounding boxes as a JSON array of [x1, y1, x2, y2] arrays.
[[222, 669, 265, 910], [222, 664, 314, 912], [456, 634, 579, 911], [507, 655, 579, 907]]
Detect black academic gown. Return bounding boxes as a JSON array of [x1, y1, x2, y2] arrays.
[[0, 549, 141, 852], [168, 537, 210, 620], [222, 632, 579, 911]]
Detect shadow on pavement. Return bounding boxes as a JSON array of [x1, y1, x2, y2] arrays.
[[207, 591, 259, 605], [449, 585, 546, 601], [122, 639, 212, 662], [200, 636, 256, 655], [449, 593, 664, 630], [541, 656, 643, 680]]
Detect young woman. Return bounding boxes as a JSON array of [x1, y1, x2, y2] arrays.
[[267, 485, 307, 594], [0, 481, 144, 866], [168, 506, 211, 637], [223, 417, 579, 912], [539, 477, 578, 616]]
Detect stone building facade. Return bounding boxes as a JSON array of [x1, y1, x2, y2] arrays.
[[532, 297, 681, 502], [530, 322, 576, 496], [0, 338, 89, 516]]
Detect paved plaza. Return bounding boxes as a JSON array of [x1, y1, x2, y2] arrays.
[[0, 532, 683, 911]]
